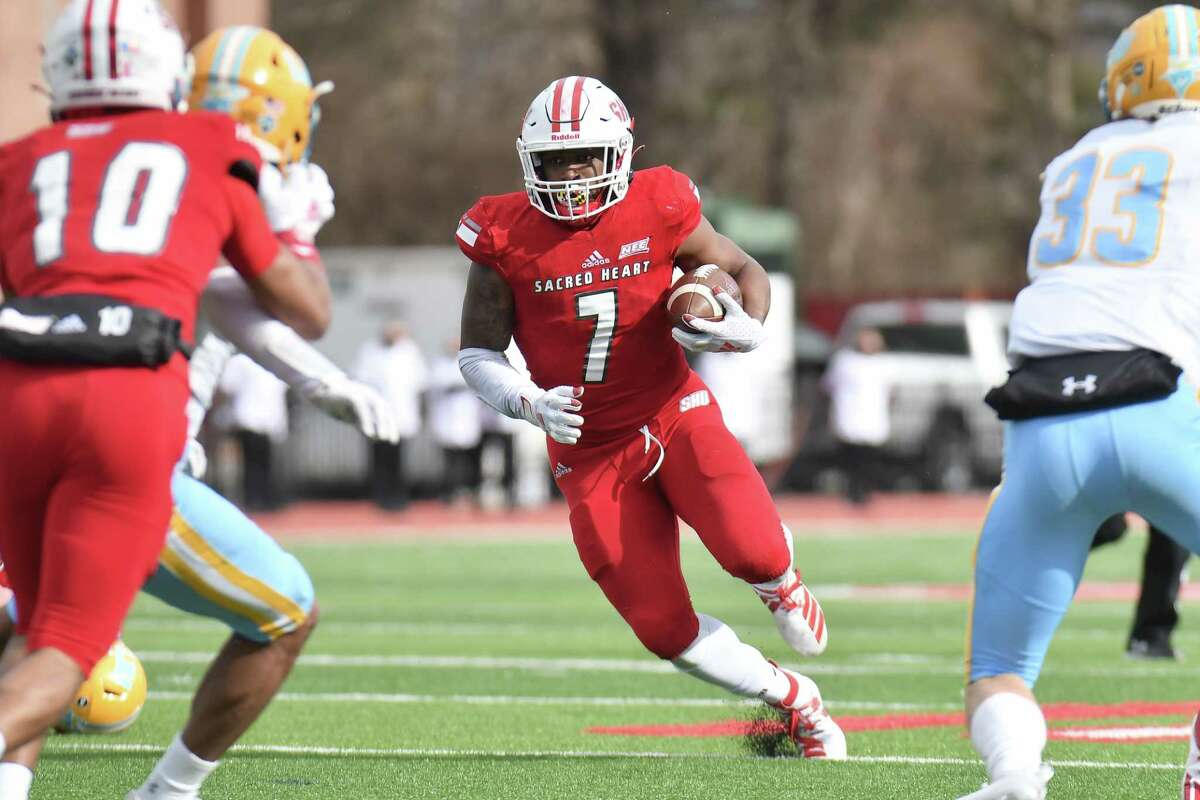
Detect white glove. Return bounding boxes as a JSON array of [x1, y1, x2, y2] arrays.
[[282, 161, 335, 242], [258, 162, 306, 233], [306, 376, 400, 443], [518, 385, 584, 445], [181, 438, 208, 480], [671, 289, 766, 353]]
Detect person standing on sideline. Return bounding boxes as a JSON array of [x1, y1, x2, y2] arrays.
[[428, 338, 486, 505], [1091, 514, 1190, 660], [217, 353, 290, 511], [821, 327, 890, 504], [353, 321, 427, 509]]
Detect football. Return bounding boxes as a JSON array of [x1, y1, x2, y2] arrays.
[[667, 264, 742, 330]]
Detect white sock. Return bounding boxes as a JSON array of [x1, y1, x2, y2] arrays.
[[0, 731, 7, 761], [0, 762, 33, 800], [751, 569, 793, 594], [672, 613, 792, 703], [138, 734, 219, 797], [969, 692, 1046, 781]]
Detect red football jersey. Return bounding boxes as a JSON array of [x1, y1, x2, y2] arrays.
[[0, 110, 280, 347], [457, 166, 702, 444]]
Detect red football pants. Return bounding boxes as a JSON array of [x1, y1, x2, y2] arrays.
[[548, 372, 790, 660], [0, 362, 187, 673]]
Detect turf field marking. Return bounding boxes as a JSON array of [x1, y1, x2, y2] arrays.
[[41, 740, 1186, 770], [144, 689, 960, 711], [135, 650, 1199, 678], [125, 618, 543, 635]]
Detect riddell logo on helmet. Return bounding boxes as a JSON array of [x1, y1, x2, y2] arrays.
[[550, 133, 581, 141]]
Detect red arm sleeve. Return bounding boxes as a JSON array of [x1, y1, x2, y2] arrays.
[[221, 176, 281, 279]]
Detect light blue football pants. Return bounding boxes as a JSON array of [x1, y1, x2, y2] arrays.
[[6, 472, 312, 643], [140, 471, 314, 643], [968, 381, 1200, 686]]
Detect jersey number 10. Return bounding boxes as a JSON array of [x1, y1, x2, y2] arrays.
[[30, 142, 188, 267], [1034, 148, 1172, 268]]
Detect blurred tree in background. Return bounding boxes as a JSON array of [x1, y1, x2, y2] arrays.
[[276, 0, 1164, 299]]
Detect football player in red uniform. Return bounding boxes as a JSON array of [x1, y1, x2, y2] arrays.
[[0, 0, 330, 783], [457, 76, 845, 758]]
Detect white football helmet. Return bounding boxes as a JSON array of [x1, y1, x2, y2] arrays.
[[42, 0, 190, 118], [516, 76, 635, 221]]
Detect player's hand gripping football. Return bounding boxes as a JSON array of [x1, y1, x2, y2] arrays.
[[671, 288, 766, 353], [306, 376, 400, 443], [519, 386, 584, 445]]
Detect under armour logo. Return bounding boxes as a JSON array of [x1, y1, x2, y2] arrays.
[[1062, 374, 1098, 397]]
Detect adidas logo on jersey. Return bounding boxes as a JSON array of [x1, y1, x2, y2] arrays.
[[50, 314, 87, 335], [553, 462, 573, 479], [581, 250, 610, 269]]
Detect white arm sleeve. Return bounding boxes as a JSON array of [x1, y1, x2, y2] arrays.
[[201, 266, 344, 398], [457, 347, 540, 420], [186, 333, 237, 439]]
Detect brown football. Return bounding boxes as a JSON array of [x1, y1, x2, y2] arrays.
[[667, 265, 742, 330]]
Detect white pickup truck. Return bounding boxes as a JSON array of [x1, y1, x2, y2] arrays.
[[828, 299, 1013, 492]]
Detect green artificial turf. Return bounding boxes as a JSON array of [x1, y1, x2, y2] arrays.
[[33, 524, 1194, 798]]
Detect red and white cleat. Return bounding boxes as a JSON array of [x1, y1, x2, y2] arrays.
[[1183, 712, 1200, 799], [769, 664, 846, 760], [754, 572, 828, 657]]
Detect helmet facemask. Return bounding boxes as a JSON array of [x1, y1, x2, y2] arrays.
[[516, 76, 635, 222], [519, 138, 634, 220]]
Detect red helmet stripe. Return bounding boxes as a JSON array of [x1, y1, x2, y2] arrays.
[[107, 0, 121, 79], [82, 0, 98, 80], [570, 76, 585, 131], [550, 78, 566, 133]]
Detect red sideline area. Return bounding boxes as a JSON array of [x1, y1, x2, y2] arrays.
[[586, 700, 1200, 741], [248, 493, 995, 539]]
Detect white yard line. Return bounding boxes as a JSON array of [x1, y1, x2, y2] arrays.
[[124, 619, 1153, 638], [144, 689, 960, 711], [135, 650, 1195, 678], [43, 740, 1183, 770]]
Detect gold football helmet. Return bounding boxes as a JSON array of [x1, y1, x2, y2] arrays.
[[188, 26, 333, 165], [57, 640, 148, 734], [1103, 4, 1200, 120]]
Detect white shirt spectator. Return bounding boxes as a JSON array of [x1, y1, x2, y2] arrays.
[[427, 355, 484, 450], [822, 348, 890, 446], [216, 354, 290, 441], [352, 331, 427, 440]]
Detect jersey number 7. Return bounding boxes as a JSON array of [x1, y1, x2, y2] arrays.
[[575, 288, 617, 384]]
